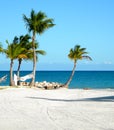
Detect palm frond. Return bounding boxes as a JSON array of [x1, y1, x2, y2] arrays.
[[68, 44, 92, 62], [37, 11, 47, 21], [82, 56, 92, 61], [23, 9, 55, 35], [36, 50, 46, 55], [23, 14, 31, 33], [0, 43, 3, 52]]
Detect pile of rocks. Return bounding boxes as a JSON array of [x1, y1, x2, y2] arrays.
[[35, 81, 63, 89]]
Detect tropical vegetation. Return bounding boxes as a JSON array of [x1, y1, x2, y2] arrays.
[[23, 9, 55, 86], [64, 45, 92, 88], [0, 33, 46, 86], [0, 43, 3, 52], [4, 38, 27, 86], [0, 9, 92, 89]]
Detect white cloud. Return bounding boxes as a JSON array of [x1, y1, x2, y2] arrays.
[[104, 61, 112, 65]]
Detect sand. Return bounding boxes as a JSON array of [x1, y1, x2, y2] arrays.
[[0, 87, 114, 130]]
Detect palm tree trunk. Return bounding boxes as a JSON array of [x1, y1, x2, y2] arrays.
[[10, 59, 14, 86], [17, 59, 22, 85], [30, 32, 36, 86], [64, 62, 76, 88]]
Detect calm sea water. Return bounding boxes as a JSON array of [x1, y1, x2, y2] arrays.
[[0, 71, 114, 89]]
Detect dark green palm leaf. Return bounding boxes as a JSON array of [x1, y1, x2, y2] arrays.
[[68, 45, 92, 62]]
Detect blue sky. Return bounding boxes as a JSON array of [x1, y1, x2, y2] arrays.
[[0, 0, 114, 70]]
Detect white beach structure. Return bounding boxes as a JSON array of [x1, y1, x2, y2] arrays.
[[0, 75, 7, 83], [14, 73, 33, 86], [14, 74, 18, 86]]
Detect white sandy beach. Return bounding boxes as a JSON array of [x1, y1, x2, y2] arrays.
[[0, 87, 114, 130]]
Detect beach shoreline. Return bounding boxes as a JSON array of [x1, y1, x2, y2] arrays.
[[0, 87, 114, 130], [1, 71, 114, 89]]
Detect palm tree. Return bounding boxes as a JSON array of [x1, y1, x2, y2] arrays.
[[16, 34, 31, 83], [64, 45, 92, 88], [17, 38, 46, 85], [4, 39, 27, 86], [23, 9, 55, 86]]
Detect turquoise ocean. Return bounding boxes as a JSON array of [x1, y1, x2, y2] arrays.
[[0, 71, 114, 89]]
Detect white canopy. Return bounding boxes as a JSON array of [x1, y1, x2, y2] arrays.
[[14, 73, 33, 86], [0, 75, 7, 83], [19, 73, 33, 81]]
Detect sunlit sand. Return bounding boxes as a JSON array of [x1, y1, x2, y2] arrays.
[[0, 87, 114, 130]]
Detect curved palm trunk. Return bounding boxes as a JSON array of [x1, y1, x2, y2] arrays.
[[30, 33, 36, 86], [10, 59, 14, 86], [64, 62, 76, 88], [17, 59, 22, 85]]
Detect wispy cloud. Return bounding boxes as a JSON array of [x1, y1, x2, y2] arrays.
[[104, 61, 112, 65]]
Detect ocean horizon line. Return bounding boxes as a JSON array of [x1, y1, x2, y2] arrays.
[[0, 70, 114, 72]]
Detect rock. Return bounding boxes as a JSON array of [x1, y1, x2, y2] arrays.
[[35, 81, 63, 89]]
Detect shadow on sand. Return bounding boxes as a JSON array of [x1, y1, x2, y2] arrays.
[[26, 95, 114, 102]]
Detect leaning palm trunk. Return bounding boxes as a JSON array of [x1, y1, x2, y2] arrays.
[[17, 59, 22, 85], [64, 62, 76, 88], [30, 33, 36, 86], [10, 59, 14, 86]]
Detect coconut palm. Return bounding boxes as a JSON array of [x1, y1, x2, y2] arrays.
[[16, 34, 31, 82], [23, 9, 55, 86], [17, 38, 46, 85], [64, 45, 92, 88], [4, 39, 27, 86]]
